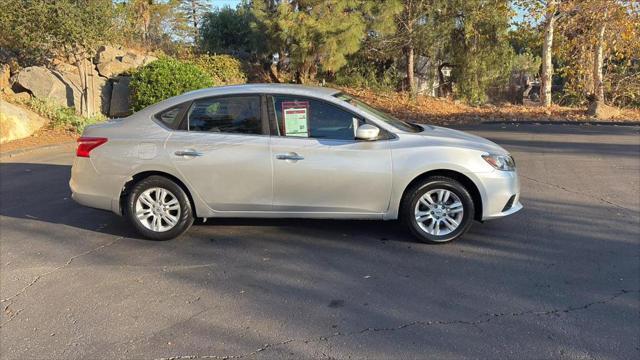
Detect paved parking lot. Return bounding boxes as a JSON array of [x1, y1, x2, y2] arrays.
[[1, 124, 639, 359]]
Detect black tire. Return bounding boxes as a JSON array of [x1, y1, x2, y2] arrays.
[[125, 175, 194, 240], [401, 176, 475, 244]]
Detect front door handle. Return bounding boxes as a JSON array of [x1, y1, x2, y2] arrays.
[[275, 153, 304, 161], [175, 150, 203, 157]]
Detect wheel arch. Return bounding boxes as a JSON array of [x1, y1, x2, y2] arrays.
[[120, 171, 198, 217], [399, 169, 483, 221]]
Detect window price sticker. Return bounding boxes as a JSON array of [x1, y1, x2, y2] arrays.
[[282, 101, 309, 137]]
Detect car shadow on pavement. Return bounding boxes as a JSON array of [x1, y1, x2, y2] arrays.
[[0, 162, 412, 242]]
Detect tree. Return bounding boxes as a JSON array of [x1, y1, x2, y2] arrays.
[[2, 0, 115, 116], [251, 0, 369, 84], [199, 5, 255, 55], [179, 0, 209, 41], [557, 0, 639, 106], [447, 0, 514, 104], [392, 0, 433, 95], [514, 0, 565, 107], [114, 0, 189, 52]]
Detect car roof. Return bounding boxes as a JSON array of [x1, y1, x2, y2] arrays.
[[182, 83, 341, 99]]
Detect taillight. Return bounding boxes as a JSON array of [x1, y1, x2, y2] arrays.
[[76, 137, 108, 158]]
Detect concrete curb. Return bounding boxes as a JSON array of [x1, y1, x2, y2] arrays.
[[0, 141, 76, 159]]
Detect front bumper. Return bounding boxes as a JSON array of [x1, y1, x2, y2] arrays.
[[482, 200, 523, 220], [478, 169, 523, 220]]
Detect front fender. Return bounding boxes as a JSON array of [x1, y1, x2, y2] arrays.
[[385, 146, 492, 220]]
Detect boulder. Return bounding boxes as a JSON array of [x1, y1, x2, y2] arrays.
[[14, 66, 72, 108], [588, 100, 620, 120], [95, 45, 126, 65], [109, 76, 131, 117], [10, 92, 31, 102], [1, 64, 11, 92], [95, 47, 157, 77], [54, 60, 112, 115], [0, 99, 47, 144], [96, 60, 134, 78]]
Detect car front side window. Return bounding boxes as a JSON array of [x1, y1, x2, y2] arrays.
[[269, 95, 364, 141], [187, 96, 262, 135]]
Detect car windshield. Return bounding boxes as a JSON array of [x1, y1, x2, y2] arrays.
[[334, 93, 423, 133]]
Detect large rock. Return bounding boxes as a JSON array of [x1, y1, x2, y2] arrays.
[[95, 45, 126, 65], [96, 60, 135, 78], [0, 99, 47, 143], [95, 46, 157, 77], [109, 76, 131, 117], [0, 64, 11, 93], [14, 66, 72, 108], [54, 61, 112, 115]]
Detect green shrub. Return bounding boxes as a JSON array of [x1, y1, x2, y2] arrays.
[[17, 97, 104, 133], [334, 58, 400, 91], [188, 54, 247, 85], [130, 57, 213, 111]]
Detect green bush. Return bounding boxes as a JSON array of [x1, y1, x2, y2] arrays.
[[18, 97, 104, 133], [130, 57, 213, 111], [334, 58, 400, 91], [188, 54, 247, 85]]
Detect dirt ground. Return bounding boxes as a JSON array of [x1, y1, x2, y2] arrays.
[[0, 127, 77, 154]]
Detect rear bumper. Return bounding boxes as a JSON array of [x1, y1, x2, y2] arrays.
[[69, 157, 125, 214]]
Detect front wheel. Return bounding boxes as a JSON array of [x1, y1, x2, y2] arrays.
[[401, 176, 475, 243], [125, 176, 194, 240]]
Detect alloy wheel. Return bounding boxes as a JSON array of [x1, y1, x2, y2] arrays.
[[135, 187, 181, 232], [414, 188, 464, 236]]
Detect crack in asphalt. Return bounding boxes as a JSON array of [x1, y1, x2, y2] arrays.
[[157, 339, 296, 360], [156, 289, 638, 360], [0, 236, 123, 327], [521, 175, 636, 213]]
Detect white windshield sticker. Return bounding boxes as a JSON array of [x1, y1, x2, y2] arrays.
[[282, 101, 309, 137]]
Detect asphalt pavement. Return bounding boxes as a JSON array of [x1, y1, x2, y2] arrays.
[[1, 124, 639, 359]]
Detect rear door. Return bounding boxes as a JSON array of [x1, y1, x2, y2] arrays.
[[267, 94, 393, 214], [164, 94, 273, 212]]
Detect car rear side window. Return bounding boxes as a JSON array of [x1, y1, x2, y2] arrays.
[[155, 104, 186, 130], [187, 96, 262, 135], [269, 95, 363, 140]]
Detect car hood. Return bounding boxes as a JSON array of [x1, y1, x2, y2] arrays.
[[405, 124, 508, 154]]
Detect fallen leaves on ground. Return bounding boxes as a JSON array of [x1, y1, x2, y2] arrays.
[[339, 87, 640, 125], [0, 127, 77, 154]]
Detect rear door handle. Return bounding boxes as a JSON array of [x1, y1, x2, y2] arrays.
[[175, 150, 203, 157], [275, 153, 304, 161]]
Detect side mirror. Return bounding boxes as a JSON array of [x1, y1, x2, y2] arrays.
[[356, 124, 380, 141]]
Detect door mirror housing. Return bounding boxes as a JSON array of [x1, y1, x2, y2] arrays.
[[356, 124, 380, 141]]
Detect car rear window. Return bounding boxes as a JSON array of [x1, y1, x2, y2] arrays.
[[154, 104, 187, 130]]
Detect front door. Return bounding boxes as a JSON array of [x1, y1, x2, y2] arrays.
[[267, 95, 392, 214], [165, 95, 272, 212]]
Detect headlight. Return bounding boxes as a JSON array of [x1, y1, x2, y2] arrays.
[[482, 153, 516, 171]]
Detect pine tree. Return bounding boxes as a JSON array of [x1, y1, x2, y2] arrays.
[[179, 0, 210, 41], [251, 0, 369, 83]]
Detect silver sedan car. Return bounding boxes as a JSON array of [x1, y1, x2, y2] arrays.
[[70, 84, 522, 243]]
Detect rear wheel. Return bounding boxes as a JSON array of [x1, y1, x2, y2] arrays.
[[125, 176, 194, 240], [401, 176, 475, 243]]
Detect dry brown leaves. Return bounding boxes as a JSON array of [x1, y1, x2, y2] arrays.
[[338, 87, 640, 125], [0, 128, 77, 155]]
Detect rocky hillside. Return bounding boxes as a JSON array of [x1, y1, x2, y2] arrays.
[[1, 46, 156, 118]]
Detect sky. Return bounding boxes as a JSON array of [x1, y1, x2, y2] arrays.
[[207, 0, 242, 9]]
